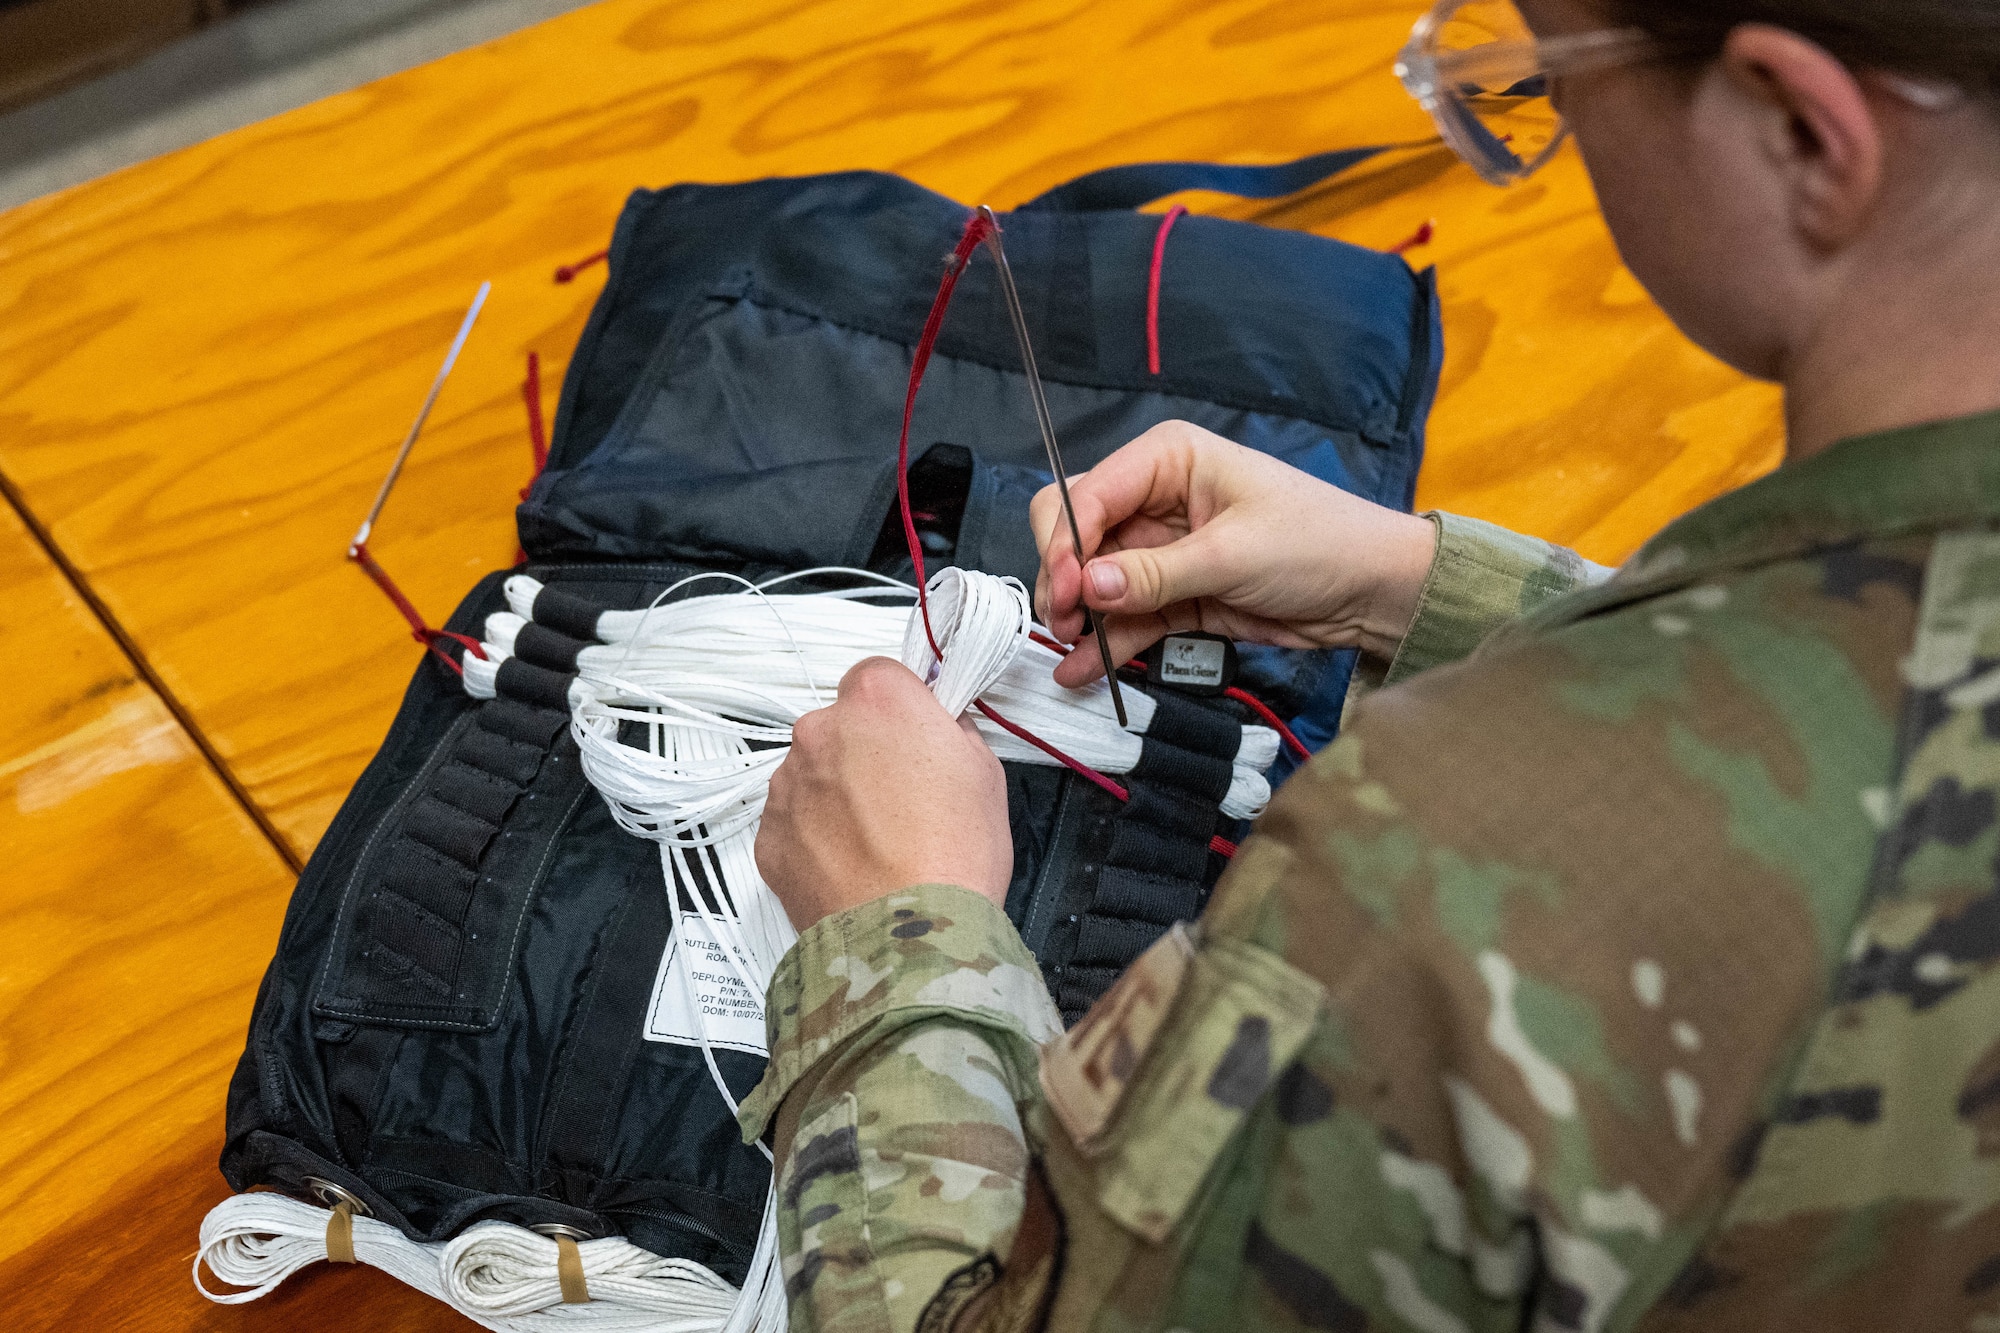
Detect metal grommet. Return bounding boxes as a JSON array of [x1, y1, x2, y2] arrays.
[[531, 1223, 593, 1240], [303, 1176, 371, 1217]]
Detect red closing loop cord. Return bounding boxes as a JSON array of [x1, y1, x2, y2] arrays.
[[896, 213, 1157, 814], [522, 351, 550, 482], [554, 249, 609, 284], [1145, 205, 1188, 377], [350, 541, 485, 675], [1389, 218, 1437, 256], [1224, 687, 1312, 762]]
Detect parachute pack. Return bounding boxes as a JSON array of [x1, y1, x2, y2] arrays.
[[200, 153, 1442, 1328]]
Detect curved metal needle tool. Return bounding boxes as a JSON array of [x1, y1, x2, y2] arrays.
[[976, 206, 1129, 728]]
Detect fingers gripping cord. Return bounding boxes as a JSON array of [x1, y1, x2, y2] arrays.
[[474, 577, 1281, 821]]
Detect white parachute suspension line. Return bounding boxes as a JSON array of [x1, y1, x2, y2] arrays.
[[196, 1192, 738, 1332], [490, 574, 1278, 820]]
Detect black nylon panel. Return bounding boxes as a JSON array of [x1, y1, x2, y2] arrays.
[[1104, 822, 1211, 882], [368, 892, 464, 985], [1129, 737, 1233, 803], [495, 658, 576, 711], [1053, 967, 1124, 1016], [481, 699, 570, 749], [459, 727, 545, 786], [431, 762, 524, 825], [1144, 688, 1244, 760]]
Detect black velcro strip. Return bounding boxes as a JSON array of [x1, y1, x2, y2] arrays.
[[1091, 867, 1203, 926], [532, 585, 608, 641], [1145, 688, 1242, 759], [1130, 736, 1233, 803], [479, 698, 569, 748], [431, 761, 524, 825], [495, 657, 576, 711], [380, 842, 477, 924], [458, 727, 545, 786], [1054, 966, 1124, 1018], [1123, 782, 1218, 834], [368, 892, 463, 987], [1105, 821, 1212, 882], [403, 794, 500, 866], [514, 622, 588, 674], [1070, 914, 1169, 968]]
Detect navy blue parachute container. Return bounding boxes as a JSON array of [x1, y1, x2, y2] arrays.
[[220, 155, 1441, 1283], [526, 162, 1439, 760]]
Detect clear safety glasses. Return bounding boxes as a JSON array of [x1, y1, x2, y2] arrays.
[[1396, 0, 1655, 186]]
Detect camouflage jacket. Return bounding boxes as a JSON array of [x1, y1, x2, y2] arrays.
[[739, 411, 2000, 1333]]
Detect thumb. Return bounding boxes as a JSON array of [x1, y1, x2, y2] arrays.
[[1081, 527, 1234, 616]]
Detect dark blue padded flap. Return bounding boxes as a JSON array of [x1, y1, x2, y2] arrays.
[[539, 171, 1438, 493]]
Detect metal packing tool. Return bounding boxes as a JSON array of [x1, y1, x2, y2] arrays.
[[975, 205, 1130, 729], [350, 281, 491, 553]]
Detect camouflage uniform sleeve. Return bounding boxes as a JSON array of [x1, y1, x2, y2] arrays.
[[738, 883, 1064, 1333], [1383, 512, 1613, 686]]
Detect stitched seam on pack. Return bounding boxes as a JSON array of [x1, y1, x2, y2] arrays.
[[312, 711, 479, 1019]]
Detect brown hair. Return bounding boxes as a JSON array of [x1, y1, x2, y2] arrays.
[[1597, 0, 2000, 95]]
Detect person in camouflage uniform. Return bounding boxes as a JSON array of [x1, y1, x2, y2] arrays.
[[747, 0, 2000, 1329]]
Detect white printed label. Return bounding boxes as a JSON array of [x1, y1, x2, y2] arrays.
[[1160, 635, 1227, 688], [643, 912, 768, 1054]]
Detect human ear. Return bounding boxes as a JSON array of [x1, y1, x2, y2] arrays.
[[1715, 24, 1884, 249]]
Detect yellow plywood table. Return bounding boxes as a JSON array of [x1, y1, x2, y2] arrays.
[[0, 502, 447, 1327], [0, 0, 1784, 1325]]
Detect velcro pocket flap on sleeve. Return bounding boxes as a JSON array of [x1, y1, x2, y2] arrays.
[[1091, 936, 1324, 1243], [1041, 922, 1196, 1154]]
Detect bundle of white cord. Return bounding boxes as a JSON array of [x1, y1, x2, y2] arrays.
[[473, 572, 1279, 819], [196, 1192, 737, 1332]]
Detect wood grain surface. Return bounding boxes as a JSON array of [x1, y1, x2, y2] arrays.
[[0, 502, 461, 1326], [0, 0, 1783, 1324]]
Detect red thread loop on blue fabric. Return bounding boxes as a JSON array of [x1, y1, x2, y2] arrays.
[[1145, 205, 1188, 377], [893, 211, 1154, 813]]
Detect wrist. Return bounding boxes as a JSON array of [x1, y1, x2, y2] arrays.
[[1353, 511, 1441, 661]]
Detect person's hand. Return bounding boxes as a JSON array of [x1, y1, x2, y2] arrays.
[[756, 658, 1013, 931], [1032, 420, 1438, 687]]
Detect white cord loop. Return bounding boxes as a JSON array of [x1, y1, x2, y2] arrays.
[[901, 565, 1031, 717], [196, 1193, 736, 1331]]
